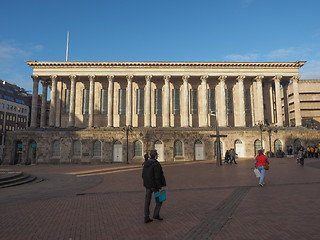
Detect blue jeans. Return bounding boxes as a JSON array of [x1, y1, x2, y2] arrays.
[[257, 165, 266, 184]]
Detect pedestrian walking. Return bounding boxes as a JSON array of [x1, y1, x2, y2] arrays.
[[315, 146, 318, 158], [307, 146, 311, 158], [230, 148, 237, 164], [254, 149, 269, 187], [143, 151, 149, 164], [224, 150, 230, 164], [297, 146, 305, 167], [142, 149, 166, 223]]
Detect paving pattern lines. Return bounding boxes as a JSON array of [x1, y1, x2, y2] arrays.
[[0, 187, 233, 240], [214, 184, 320, 240]]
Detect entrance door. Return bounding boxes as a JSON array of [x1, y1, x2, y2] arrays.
[[195, 140, 204, 160], [154, 141, 164, 162], [235, 140, 244, 157], [113, 141, 123, 162], [27, 141, 37, 165]]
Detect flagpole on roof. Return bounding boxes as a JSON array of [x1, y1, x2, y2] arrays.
[[66, 31, 70, 62]]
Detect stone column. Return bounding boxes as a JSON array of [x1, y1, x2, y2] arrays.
[[219, 75, 227, 127], [292, 75, 302, 126], [163, 75, 171, 127], [274, 75, 283, 126], [237, 75, 246, 127], [30, 75, 39, 128], [200, 76, 208, 127], [144, 75, 152, 127], [40, 80, 48, 128], [182, 75, 190, 127], [107, 75, 114, 127], [68, 75, 77, 127], [88, 75, 95, 128], [49, 75, 57, 127], [255, 75, 265, 123], [126, 75, 133, 126], [283, 81, 290, 126]]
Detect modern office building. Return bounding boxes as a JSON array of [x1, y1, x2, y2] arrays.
[[0, 79, 31, 163]]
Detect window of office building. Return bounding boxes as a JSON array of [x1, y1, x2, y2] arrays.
[[65, 89, 70, 113], [82, 89, 89, 114], [72, 141, 81, 157], [101, 89, 108, 114], [93, 140, 102, 157], [154, 89, 162, 114], [118, 89, 126, 115], [190, 89, 198, 114], [136, 89, 144, 115], [172, 89, 180, 115], [174, 140, 183, 157], [208, 89, 215, 113]]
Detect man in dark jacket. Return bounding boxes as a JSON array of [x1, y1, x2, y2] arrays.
[[142, 149, 166, 223]]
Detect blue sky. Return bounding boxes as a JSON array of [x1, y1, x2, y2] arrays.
[[1, 0, 320, 92]]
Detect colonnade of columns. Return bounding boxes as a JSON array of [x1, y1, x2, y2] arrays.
[[30, 74, 302, 129]]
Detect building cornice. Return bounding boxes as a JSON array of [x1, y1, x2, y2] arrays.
[[26, 61, 306, 69]]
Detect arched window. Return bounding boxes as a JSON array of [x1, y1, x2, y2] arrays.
[[235, 139, 242, 144], [174, 140, 183, 157], [274, 139, 282, 152], [93, 140, 102, 157], [72, 140, 81, 157], [52, 140, 60, 157], [254, 139, 262, 156], [155, 140, 162, 145], [195, 140, 202, 144], [134, 140, 142, 157]]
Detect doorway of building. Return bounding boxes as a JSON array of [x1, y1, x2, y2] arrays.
[[113, 141, 123, 162], [235, 139, 244, 157], [154, 140, 164, 162], [14, 141, 23, 165], [27, 141, 37, 165], [195, 140, 204, 160]]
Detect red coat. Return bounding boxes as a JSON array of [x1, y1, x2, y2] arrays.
[[256, 154, 267, 166]]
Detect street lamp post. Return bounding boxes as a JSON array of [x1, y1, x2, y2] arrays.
[[256, 120, 265, 149], [123, 125, 133, 164], [210, 111, 222, 166]]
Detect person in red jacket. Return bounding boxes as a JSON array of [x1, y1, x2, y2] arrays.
[[255, 149, 270, 187]]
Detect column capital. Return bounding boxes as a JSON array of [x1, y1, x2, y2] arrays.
[[273, 75, 282, 82], [236, 75, 245, 82], [41, 80, 49, 86], [254, 75, 264, 82], [107, 75, 114, 80], [50, 75, 57, 81], [69, 75, 77, 81], [182, 75, 190, 82], [145, 75, 152, 83], [163, 75, 171, 83], [126, 75, 133, 81], [219, 75, 227, 82], [88, 75, 96, 81], [31, 75, 39, 81], [200, 75, 208, 82], [291, 75, 300, 83]]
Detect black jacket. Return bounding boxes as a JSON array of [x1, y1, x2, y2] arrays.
[[142, 158, 166, 190]]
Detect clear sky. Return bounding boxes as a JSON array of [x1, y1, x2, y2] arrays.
[[1, 0, 320, 92]]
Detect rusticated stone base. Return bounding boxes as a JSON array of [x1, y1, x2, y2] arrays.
[[3, 127, 320, 165]]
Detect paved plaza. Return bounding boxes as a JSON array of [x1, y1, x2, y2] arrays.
[[1, 157, 320, 240]]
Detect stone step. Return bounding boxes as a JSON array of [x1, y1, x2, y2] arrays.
[[0, 171, 41, 188]]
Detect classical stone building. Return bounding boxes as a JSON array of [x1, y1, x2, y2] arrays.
[[3, 61, 320, 165]]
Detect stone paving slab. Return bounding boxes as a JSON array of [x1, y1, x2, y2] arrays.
[[0, 157, 319, 239]]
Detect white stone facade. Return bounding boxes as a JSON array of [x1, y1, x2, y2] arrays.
[[4, 60, 320, 165]]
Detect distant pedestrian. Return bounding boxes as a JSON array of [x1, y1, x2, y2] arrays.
[[142, 149, 166, 223], [315, 146, 319, 158], [297, 146, 305, 167], [307, 146, 311, 158], [255, 149, 269, 187], [224, 150, 230, 164], [143, 151, 149, 164], [230, 148, 237, 164]]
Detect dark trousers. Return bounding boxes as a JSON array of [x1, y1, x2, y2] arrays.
[[144, 188, 162, 220]]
